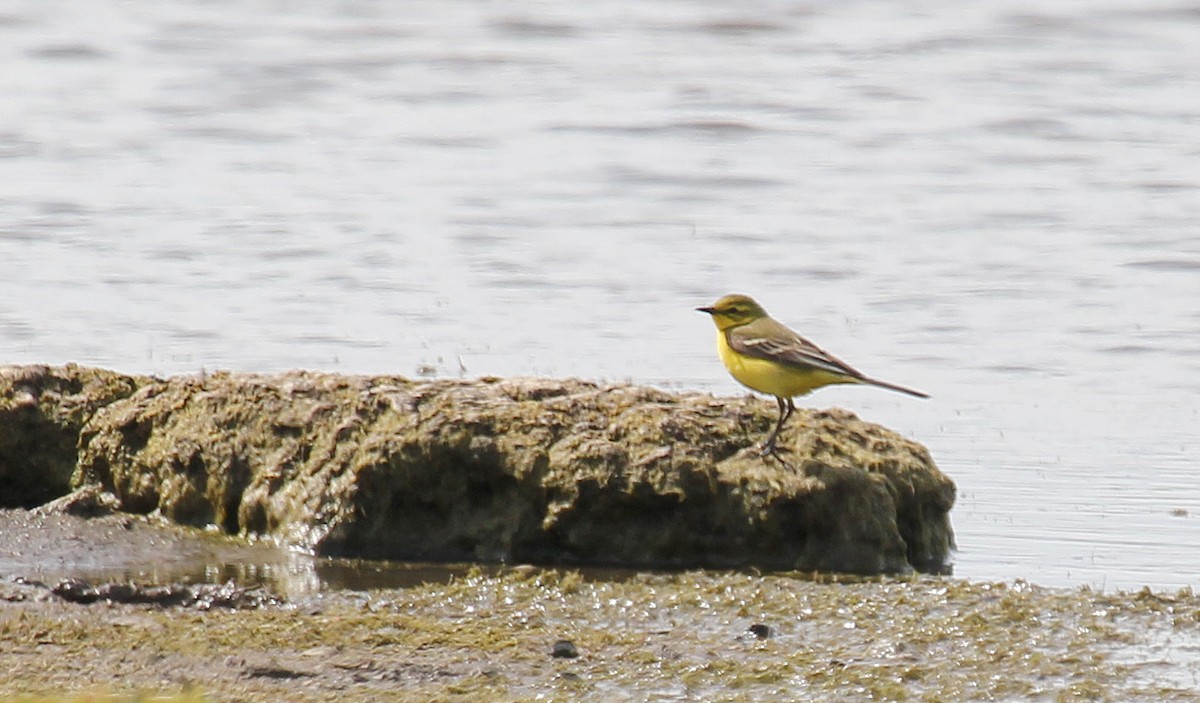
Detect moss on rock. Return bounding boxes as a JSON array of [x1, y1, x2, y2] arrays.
[[59, 369, 954, 574], [0, 365, 144, 508], [1, 365, 954, 573]]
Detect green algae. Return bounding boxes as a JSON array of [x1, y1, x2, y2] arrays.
[[2, 571, 1198, 702]]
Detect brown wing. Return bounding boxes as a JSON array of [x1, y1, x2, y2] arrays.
[[726, 316, 866, 380]]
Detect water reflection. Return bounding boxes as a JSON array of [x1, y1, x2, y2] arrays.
[[6, 548, 480, 599], [19, 549, 632, 599]]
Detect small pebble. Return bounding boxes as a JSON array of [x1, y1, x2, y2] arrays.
[[551, 639, 579, 659]]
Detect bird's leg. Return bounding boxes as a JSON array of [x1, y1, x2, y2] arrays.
[[760, 396, 794, 457]]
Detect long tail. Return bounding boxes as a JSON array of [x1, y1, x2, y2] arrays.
[[859, 375, 929, 399]]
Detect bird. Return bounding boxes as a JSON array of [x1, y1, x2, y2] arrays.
[[696, 293, 927, 458]]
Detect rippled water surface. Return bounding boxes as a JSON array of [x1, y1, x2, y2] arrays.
[[2, 0, 1199, 591]]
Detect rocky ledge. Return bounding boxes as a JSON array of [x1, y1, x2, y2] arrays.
[[0, 364, 954, 574]]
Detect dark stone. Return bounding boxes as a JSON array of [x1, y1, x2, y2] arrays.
[[748, 623, 773, 639]]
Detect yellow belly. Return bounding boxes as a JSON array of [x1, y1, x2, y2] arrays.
[[716, 331, 852, 398]]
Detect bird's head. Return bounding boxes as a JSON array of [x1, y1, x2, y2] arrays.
[[696, 294, 767, 331]]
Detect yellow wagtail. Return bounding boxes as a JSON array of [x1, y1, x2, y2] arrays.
[[697, 293, 928, 457]]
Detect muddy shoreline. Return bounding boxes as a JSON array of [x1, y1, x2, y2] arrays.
[[2, 510, 1199, 702]]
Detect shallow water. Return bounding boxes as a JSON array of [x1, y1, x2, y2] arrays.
[[2, 0, 1198, 591]]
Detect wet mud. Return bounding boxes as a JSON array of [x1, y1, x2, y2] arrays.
[[0, 508, 292, 589], [1, 511, 1199, 702], [3, 569, 1199, 701]]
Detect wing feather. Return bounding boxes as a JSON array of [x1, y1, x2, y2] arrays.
[[726, 317, 865, 379]]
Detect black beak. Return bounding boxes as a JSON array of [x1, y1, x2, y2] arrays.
[[696, 306, 715, 314]]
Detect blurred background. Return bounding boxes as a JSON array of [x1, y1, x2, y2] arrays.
[[1, 0, 1198, 590]]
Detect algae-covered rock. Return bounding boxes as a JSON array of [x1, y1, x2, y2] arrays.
[[0, 365, 144, 507], [69, 370, 955, 574]]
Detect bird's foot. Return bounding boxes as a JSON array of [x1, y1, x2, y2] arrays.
[[758, 441, 796, 470]]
